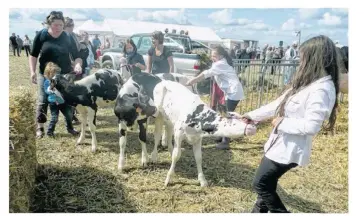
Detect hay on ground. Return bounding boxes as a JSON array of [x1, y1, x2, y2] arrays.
[[9, 87, 37, 213]]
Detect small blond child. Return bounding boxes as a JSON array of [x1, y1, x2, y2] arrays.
[[44, 62, 79, 138]]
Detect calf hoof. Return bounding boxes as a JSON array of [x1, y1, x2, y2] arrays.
[[164, 178, 171, 187], [151, 152, 158, 163], [76, 138, 84, 145], [200, 180, 208, 187], [141, 157, 149, 167]]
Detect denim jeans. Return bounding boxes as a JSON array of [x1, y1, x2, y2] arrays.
[[47, 103, 74, 133], [252, 156, 298, 213], [36, 74, 48, 125]]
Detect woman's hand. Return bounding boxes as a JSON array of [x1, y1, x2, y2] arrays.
[[30, 71, 37, 84], [241, 115, 253, 124], [186, 79, 195, 86]]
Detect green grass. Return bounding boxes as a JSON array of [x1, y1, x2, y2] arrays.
[[9, 54, 348, 213]]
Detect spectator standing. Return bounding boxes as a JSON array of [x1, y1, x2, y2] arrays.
[[9, 33, 19, 57]]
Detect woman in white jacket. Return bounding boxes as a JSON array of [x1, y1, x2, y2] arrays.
[[243, 35, 340, 213], [187, 45, 244, 149]]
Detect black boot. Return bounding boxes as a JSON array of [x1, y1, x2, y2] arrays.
[[47, 125, 56, 138], [215, 137, 222, 143], [67, 128, 80, 136], [216, 137, 230, 150]]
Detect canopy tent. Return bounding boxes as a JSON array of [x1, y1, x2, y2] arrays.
[[74, 20, 113, 35], [101, 19, 222, 44]]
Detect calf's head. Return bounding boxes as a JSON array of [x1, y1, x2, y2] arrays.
[[116, 86, 157, 132], [120, 57, 132, 82]]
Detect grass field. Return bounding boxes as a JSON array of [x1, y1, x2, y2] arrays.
[[9, 54, 348, 213]]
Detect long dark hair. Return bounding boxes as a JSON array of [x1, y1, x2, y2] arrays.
[[123, 38, 137, 54], [213, 45, 233, 67], [276, 35, 340, 132]]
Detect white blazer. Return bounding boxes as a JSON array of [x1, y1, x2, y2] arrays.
[[245, 75, 336, 166], [202, 58, 244, 101]]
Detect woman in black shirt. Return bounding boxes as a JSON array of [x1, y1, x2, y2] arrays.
[[123, 38, 146, 74], [29, 11, 82, 138], [147, 31, 174, 74]]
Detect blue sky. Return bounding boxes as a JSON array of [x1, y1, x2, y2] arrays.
[[9, 8, 348, 46]]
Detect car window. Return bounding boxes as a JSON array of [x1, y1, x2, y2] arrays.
[[131, 36, 140, 47], [138, 36, 152, 54]]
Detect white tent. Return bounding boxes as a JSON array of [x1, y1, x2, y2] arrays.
[[74, 20, 113, 35], [102, 19, 222, 44]]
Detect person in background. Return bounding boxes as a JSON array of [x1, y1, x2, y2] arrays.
[[64, 17, 88, 124], [23, 35, 31, 57], [122, 38, 146, 74], [243, 35, 339, 213], [9, 33, 19, 57], [29, 11, 83, 139], [105, 38, 111, 49], [43, 62, 79, 137], [186, 45, 244, 150], [64, 17, 80, 51], [80, 32, 95, 76], [271, 47, 281, 75], [229, 44, 239, 59], [16, 35, 23, 55], [96, 46, 102, 61], [92, 35, 101, 49], [256, 47, 261, 60], [283, 41, 299, 85], [147, 31, 174, 74]]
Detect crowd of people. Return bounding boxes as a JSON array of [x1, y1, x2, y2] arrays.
[[9, 33, 32, 57], [10, 9, 348, 213]]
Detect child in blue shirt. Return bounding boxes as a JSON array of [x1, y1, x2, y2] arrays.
[[43, 62, 79, 138]]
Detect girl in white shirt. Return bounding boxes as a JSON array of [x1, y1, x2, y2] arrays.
[[187, 45, 244, 150], [243, 35, 340, 213]]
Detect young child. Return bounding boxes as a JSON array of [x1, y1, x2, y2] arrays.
[[43, 62, 79, 138], [186, 45, 244, 150]]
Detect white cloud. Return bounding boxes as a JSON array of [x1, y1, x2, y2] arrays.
[[244, 22, 271, 30], [281, 18, 296, 31], [207, 9, 271, 31], [298, 8, 320, 20], [318, 12, 342, 26], [131, 9, 191, 25], [207, 9, 233, 25], [282, 18, 312, 31]]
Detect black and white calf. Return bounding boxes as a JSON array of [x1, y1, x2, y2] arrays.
[[114, 72, 162, 170], [52, 69, 124, 152], [154, 73, 196, 93], [140, 80, 257, 187]]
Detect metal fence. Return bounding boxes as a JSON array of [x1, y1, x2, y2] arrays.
[[230, 59, 347, 113], [232, 59, 300, 113]]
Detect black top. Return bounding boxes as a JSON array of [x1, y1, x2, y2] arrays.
[[147, 46, 172, 74], [126, 52, 145, 74], [9, 36, 17, 46], [30, 31, 80, 74]]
